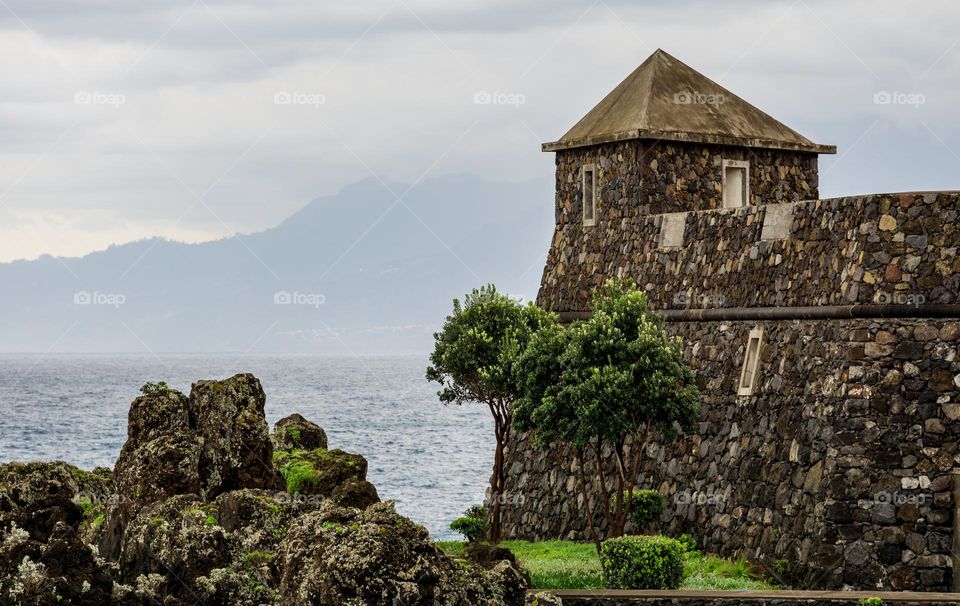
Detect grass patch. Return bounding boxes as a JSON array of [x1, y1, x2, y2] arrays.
[[436, 540, 777, 590], [681, 554, 773, 590]]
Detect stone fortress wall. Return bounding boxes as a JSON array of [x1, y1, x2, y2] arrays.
[[538, 191, 960, 313], [500, 191, 960, 592]]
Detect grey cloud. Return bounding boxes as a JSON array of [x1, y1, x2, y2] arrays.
[[0, 0, 957, 262]]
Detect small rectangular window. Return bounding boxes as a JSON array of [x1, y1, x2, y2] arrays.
[[582, 165, 596, 226], [722, 159, 749, 208], [738, 327, 763, 396]]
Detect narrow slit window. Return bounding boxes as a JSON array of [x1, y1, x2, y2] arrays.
[[582, 165, 596, 226], [738, 328, 763, 396]]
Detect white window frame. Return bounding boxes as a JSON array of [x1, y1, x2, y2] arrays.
[[582, 164, 597, 227], [738, 327, 763, 396], [721, 159, 750, 208]]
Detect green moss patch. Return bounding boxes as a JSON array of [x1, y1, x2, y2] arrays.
[[273, 447, 365, 495], [279, 458, 323, 494]]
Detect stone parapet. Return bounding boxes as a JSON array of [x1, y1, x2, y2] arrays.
[[538, 192, 960, 314]]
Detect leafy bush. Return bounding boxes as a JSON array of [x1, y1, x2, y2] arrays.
[[675, 533, 698, 554], [139, 381, 171, 396], [600, 535, 684, 590], [611, 489, 663, 530], [450, 505, 488, 543]]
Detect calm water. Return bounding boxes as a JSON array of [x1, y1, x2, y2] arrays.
[[0, 353, 493, 539]]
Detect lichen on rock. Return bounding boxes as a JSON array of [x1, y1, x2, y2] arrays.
[[0, 374, 526, 605], [278, 500, 527, 606], [272, 446, 380, 509], [271, 413, 328, 452]]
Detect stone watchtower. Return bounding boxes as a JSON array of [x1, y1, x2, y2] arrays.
[[501, 49, 960, 592], [538, 48, 836, 312]]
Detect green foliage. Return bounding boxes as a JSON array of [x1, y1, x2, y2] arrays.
[[630, 490, 664, 527], [859, 598, 884, 606], [436, 539, 776, 591], [321, 521, 346, 534], [76, 495, 106, 531], [272, 449, 295, 464], [675, 533, 698, 554], [613, 489, 664, 529], [428, 285, 557, 542], [286, 427, 301, 444], [450, 505, 488, 543], [427, 285, 557, 407], [203, 514, 218, 527], [76, 495, 96, 517], [463, 504, 486, 520], [600, 535, 684, 590], [513, 279, 700, 540], [681, 554, 770, 590], [279, 458, 322, 494], [514, 279, 700, 451], [139, 381, 171, 396]]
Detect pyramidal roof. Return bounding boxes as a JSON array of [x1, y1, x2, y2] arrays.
[[543, 49, 835, 154]]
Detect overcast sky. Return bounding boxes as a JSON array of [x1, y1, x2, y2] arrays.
[[0, 0, 957, 262]]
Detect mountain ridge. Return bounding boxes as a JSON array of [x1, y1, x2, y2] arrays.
[[0, 173, 554, 353]]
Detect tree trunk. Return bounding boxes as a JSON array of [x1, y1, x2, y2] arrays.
[[489, 424, 505, 543], [575, 449, 603, 554], [487, 399, 513, 544], [612, 441, 629, 537]]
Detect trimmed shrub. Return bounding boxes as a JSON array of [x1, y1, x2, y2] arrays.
[[600, 535, 684, 589], [450, 505, 488, 543]]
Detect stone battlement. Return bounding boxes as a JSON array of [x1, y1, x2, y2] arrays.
[[537, 191, 960, 314]]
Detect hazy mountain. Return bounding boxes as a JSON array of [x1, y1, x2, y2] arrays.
[[0, 173, 554, 353]]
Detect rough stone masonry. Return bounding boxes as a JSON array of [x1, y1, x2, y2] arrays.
[[503, 48, 960, 593]]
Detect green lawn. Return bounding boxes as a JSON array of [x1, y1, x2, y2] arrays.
[[436, 540, 776, 591]]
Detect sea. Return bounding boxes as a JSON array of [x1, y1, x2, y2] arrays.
[[0, 353, 493, 540]]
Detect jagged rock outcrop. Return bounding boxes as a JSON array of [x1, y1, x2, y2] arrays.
[[278, 501, 527, 606], [271, 413, 328, 452], [273, 447, 380, 509], [1, 374, 526, 605], [190, 375, 282, 498], [0, 462, 114, 605]]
